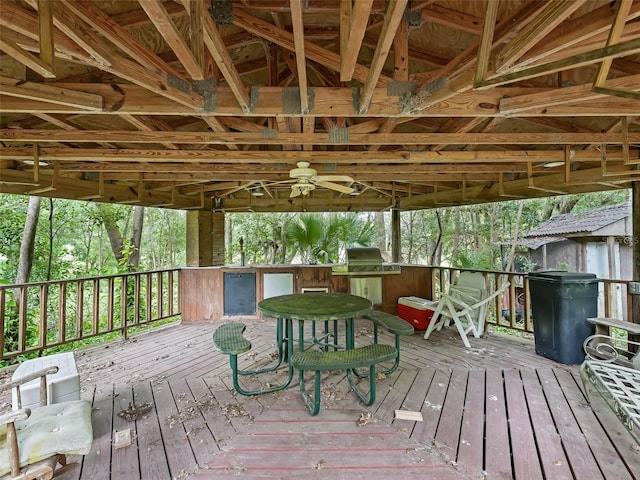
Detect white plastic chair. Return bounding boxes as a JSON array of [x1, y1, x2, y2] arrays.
[[424, 272, 508, 348]]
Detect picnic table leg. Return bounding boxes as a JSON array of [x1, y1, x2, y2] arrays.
[[237, 317, 285, 375], [229, 352, 293, 396], [346, 365, 378, 406]]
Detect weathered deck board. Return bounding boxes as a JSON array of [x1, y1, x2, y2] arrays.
[[519, 368, 573, 480], [2, 319, 639, 480], [456, 369, 485, 476]]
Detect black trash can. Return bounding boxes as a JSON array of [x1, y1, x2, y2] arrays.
[[528, 271, 598, 364]]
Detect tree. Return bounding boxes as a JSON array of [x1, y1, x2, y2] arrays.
[[285, 213, 377, 264], [95, 204, 145, 271], [15, 196, 41, 286]]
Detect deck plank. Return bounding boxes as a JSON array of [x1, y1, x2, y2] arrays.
[[553, 368, 639, 480], [110, 384, 141, 479], [484, 368, 512, 478], [435, 368, 468, 455], [539, 367, 606, 480], [520, 368, 573, 480], [151, 381, 199, 479], [504, 368, 544, 480], [133, 381, 171, 480], [456, 369, 485, 476], [411, 368, 450, 444], [4, 320, 639, 480], [80, 386, 113, 480]]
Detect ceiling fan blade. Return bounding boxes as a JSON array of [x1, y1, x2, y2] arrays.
[[290, 187, 302, 198], [315, 181, 355, 194], [314, 175, 354, 183]]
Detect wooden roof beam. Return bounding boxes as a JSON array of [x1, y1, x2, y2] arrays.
[[500, 73, 640, 114], [521, 2, 640, 68], [3, 147, 636, 164], [34, 0, 203, 109], [32, 113, 116, 149], [593, 0, 638, 102], [138, 0, 204, 80], [0, 1, 87, 61], [62, 0, 185, 80], [473, 0, 498, 86], [405, 0, 544, 113], [495, 0, 588, 74], [232, 7, 389, 86], [203, 12, 251, 113], [37, 0, 54, 72], [479, 37, 640, 89], [4, 130, 640, 147], [0, 76, 102, 110], [340, 0, 373, 82], [289, 0, 310, 113], [359, 0, 407, 114], [0, 34, 56, 78]]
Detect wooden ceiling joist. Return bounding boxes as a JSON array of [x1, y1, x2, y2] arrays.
[[2, 147, 636, 165], [138, 0, 204, 80], [0, 0, 638, 212], [3, 130, 639, 146], [340, 0, 373, 82]]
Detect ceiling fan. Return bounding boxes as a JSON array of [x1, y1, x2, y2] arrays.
[[288, 162, 355, 198]]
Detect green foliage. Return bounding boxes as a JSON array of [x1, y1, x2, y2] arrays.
[[226, 212, 378, 265], [0, 195, 186, 280]]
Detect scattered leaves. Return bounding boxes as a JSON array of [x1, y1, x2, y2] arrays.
[[118, 402, 153, 421], [356, 412, 372, 427]]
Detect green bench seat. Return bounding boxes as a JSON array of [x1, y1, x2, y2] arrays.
[[212, 322, 292, 396], [291, 344, 397, 415], [363, 311, 414, 374]]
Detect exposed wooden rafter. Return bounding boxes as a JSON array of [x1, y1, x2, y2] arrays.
[[0, 0, 637, 213]]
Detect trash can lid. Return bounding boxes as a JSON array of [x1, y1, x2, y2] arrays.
[[527, 270, 598, 283]]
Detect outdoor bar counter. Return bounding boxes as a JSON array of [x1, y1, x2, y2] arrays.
[[180, 264, 432, 322]]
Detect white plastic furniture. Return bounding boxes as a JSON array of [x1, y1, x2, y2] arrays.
[[1, 365, 93, 480], [424, 272, 508, 348], [11, 352, 80, 411]]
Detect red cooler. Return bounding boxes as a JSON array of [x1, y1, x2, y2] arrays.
[[397, 296, 435, 330]]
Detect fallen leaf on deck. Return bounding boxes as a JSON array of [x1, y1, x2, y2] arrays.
[[118, 402, 153, 421], [356, 412, 372, 426]]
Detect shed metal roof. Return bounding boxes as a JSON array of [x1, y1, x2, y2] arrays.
[[523, 203, 630, 238]]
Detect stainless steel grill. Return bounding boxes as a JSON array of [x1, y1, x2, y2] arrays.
[[332, 247, 401, 275]]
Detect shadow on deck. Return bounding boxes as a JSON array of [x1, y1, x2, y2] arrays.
[[4, 319, 638, 480]]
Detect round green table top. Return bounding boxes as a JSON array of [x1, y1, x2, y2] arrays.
[[258, 293, 372, 321]]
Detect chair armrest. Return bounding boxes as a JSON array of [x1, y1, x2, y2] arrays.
[[470, 282, 510, 308], [583, 334, 640, 369], [587, 317, 640, 335], [0, 408, 30, 426], [0, 366, 60, 394]]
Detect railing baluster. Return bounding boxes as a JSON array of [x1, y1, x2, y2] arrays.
[[59, 282, 67, 344], [93, 278, 100, 335], [146, 273, 152, 322], [39, 284, 48, 349], [134, 274, 141, 326], [0, 289, 6, 356], [168, 270, 174, 315], [121, 275, 128, 339], [19, 286, 27, 352], [158, 271, 165, 319], [107, 277, 114, 332], [76, 281, 84, 340]]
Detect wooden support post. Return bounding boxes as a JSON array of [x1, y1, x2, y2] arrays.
[[186, 210, 215, 266], [391, 208, 401, 263], [632, 180, 640, 330]]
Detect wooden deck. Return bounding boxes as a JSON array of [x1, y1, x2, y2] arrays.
[[3, 318, 639, 480]]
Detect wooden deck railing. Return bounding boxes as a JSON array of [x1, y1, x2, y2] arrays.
[[0, 269, 180, 361], [430, 267, 633, 334]]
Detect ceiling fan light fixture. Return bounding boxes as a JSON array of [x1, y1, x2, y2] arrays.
[[251, 187, 265, 197]]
